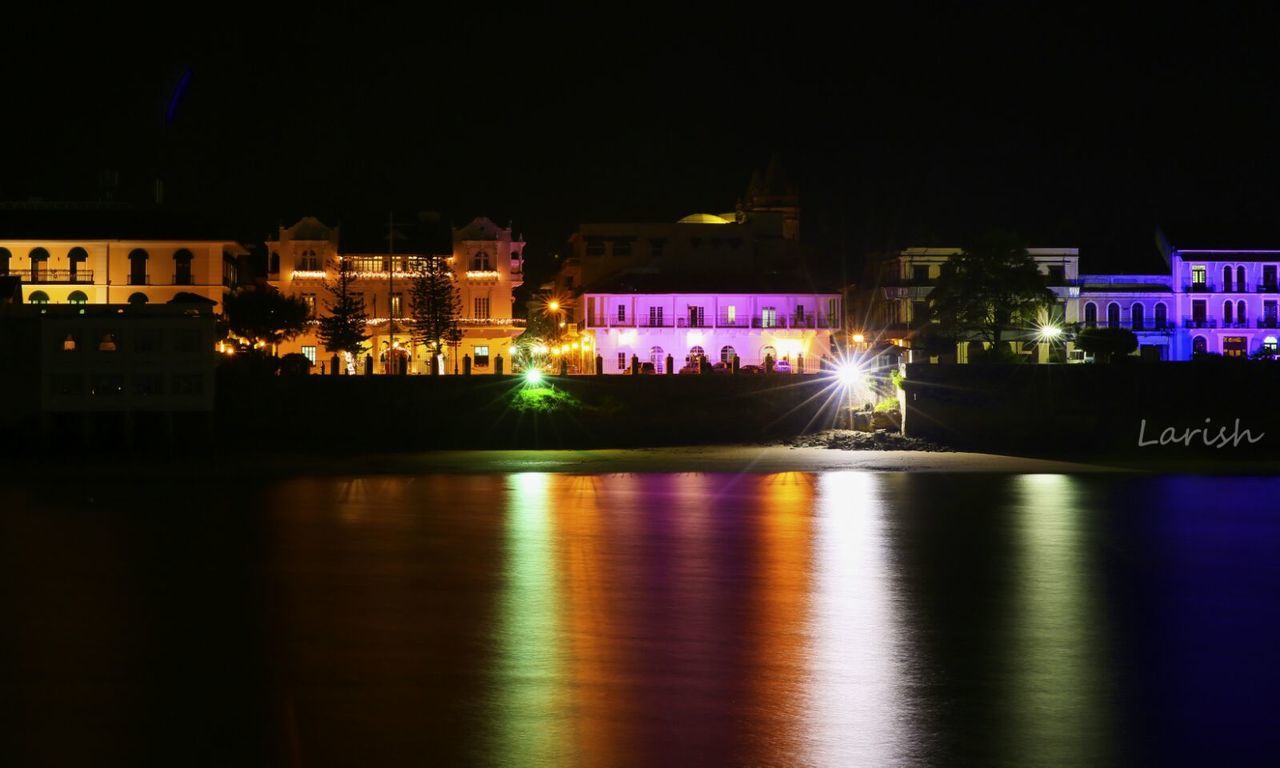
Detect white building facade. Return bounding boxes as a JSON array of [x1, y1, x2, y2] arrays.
[[583, 291, 842, 373], [875, 245, 1280, 362]]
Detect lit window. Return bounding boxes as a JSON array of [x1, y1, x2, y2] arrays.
[[301, 345, 317, 365], [726, 305, 736, 324], [390, 293, 402, 318], [762, 307, 777, 328], [29, 290, 49, 305], [474, 345, 490, 367], [67, 291, 88, 305], [1192, 265, 1207, 286], [62, 334, 77, 351], [1265, 337, 1278, 354], [302, 293, 316, 317], [98, 333, 118, 352]]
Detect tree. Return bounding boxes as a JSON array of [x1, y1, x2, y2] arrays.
[[317, 256, 371, 357], [223, 288, 310, 348], [1076, 326, 1138, 363], [928, 230, 1056, 351], [409, 254, 461, 371]]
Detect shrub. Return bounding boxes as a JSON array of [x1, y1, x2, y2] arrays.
[[279, 353, 313, 376], [1077, 327, 1138, 363]]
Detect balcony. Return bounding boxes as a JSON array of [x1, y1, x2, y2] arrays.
[[128, 274, 149, 286], [1185, 282, 1215, 293], [638, 317, 672, 328], [1258, 319, 1280, 329], [1183, 317, 1217, 329], [676, 318, 710, 328], [5, 269, 94, 284], [1257, 283, 1279, 293], [716, 315, 749, 328]]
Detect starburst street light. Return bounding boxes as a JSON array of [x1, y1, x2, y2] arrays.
[[524, 368, 544, 385], [1036, 323, 1063, 342], [835, 360, 865, 388]]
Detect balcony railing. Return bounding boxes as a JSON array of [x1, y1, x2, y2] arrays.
[[1257, 283, 1279, 293], [4, 269, 95, 284], [128, 274, 149, 286], [1183, 317, 1217, 329], [1185, 282, 1214, 293], [584, 313, 841, 330], [1258, 318, 1280, 329]]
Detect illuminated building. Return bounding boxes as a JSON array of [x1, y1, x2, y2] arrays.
[[0, 204, 244, 312], [547, 160, 802, 326], [871, 244, 1280, 362], [582, 275, 841, 373], [268, 216, 525, 373]]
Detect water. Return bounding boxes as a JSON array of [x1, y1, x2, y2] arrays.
[[2, 472, 1279, 766]]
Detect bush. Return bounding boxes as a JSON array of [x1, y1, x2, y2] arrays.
[[216, 350, 280, 379], [874, 396, 900, 413], [279, 353, 313, 376], [1077, 327, 1138, 363], [969, 344, 1026, 364]]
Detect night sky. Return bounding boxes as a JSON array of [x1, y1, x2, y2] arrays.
[[5, 4, 1280, 286]]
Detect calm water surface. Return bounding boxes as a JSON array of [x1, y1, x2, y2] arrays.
[[2, 472, 1279, 766]]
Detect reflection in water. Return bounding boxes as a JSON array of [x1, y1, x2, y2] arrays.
[[493, 473, 567, 766], [1008, 474, 1112, 766], [807, 472, 916, 766], [7, 472, 1280, 765]]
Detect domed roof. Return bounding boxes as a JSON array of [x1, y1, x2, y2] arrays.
[[677, 213, 732, 225]]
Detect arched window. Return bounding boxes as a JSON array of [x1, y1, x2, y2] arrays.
[[1131, 303, 1145, 330], [29, 247, 49, 281], [67, 247, 88, 281], [269, 252, 280, 274], [1238, 266, 1247, 291], [649, 346, 665, 373], [1193, 335, 1207, 355], [128, 292, 149, 305], [0, 246, 10, 275], [688, 345, 705, 363], [28, 290, 49, 304], [760, 344, 777, 364], [1265, 336, 1278, 354], [720, 345, 736, 364], [173, 249, 193, 285], [1238, 300, 1247, 325], [1154, 302, 1168, 328], [1107, 302, 1120, 327], [98, 333, 118, 352], [67, 290, 88, 305], [471, 251, 492, 271], [1084, 302, 1098, 327], [1224, 300, 1234, 325], [1223, 265, 1234, 292], [128, 249, 149, 285], [299, 249, 320, 271]]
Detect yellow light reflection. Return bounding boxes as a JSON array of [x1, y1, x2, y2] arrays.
[[493, 472, 567, 765]]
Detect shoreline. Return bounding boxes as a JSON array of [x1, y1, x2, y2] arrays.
[[1, 444, 1125, 478]]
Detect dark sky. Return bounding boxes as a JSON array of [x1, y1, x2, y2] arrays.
[[5, 4, 1280, 284]]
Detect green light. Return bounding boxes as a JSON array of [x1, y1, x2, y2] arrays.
[[524, 368, 544, 385]]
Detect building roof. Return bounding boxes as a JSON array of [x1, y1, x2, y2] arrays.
[[677, 213, 733, 225], [583, 270, 839, 295], [0, 202, 242, 243]]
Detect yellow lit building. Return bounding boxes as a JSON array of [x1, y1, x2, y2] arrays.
[[0, 206, 244, 311], [268, 216, 525, 373]]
